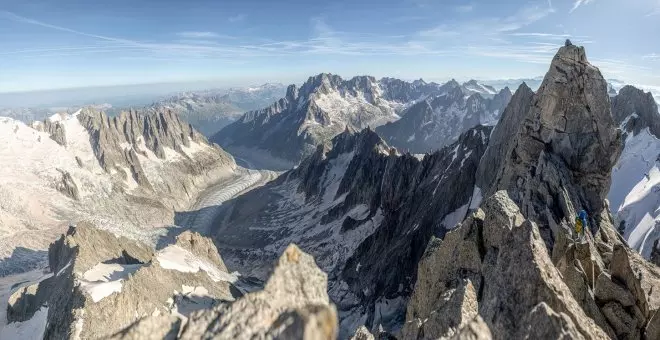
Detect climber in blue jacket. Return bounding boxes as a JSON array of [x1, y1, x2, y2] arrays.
[[574, 210, 588, 241]]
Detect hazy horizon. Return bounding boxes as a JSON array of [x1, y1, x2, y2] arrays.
[[2, 0, 659, 95]]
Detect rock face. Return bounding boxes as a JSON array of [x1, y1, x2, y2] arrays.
[[404, 45, 660, 340], [6, 223, 239, 339], [20, 225, 337, 339], [212, 74, 450, 168], [77, 107, 235, 209], [607, 85, 660, 263], [612, 86, 660, 139], [476, 44, 623, 248], [376, 84, 511, 153], [179, 244, 337, 339], [209, 124, 491, 336]]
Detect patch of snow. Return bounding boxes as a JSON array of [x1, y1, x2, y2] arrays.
[[0, 269, 51, 331], [440, 203, 470, 229], [156, 245, 239, 283], [610, 128, 660, 259], [78, 262, 142, 302], [407, 134, 415, 142], [469, 187, 483, 209], [0, 306, 48, 340]]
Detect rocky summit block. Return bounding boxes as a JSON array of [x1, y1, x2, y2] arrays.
[[476, 44, 623, 250]]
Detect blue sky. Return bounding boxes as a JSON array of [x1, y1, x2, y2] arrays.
[[1, 0, 659, 93]]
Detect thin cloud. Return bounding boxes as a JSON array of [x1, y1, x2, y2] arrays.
[[642, 53, 660, 60], [177, 31, 219, 39], [419, 1, 555, 37], [228, 14, 246, 23], [454, 4, 474, 13], [570, 0, 595, 13], [509, 32, 590, 41]]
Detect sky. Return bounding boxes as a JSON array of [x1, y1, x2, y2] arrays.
[[0, 0, 659, 95]]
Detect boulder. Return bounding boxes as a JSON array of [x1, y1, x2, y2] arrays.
[[446, 316, 492, 340], [351, 325, 375, 340], [179, 244, 338, 339]]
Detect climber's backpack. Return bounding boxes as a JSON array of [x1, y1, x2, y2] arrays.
[[575, 216, 584, 234]]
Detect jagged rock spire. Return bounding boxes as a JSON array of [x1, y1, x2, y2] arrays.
[[476, 44, 623, 246]]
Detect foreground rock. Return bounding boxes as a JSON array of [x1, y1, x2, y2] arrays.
[[6, 223, 237, 339], [179, 244, 337, 339], [4, 223, 337, 339]]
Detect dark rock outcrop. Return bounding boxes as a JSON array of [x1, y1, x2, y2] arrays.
[[55, 169, 80, 200], [210, 124, 491, 336], [611, 85, 660, 138]]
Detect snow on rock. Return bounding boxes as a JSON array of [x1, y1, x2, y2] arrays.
[[156, 245, 239, 283], [440, 203, 470, 229], [0, 106, 237, 275], [0, 306, 48, 340], [609, 128, 660, 258], [78, 262, 142, 303]]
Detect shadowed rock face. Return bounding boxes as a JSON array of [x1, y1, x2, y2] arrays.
[[611, 85, 660, 138], [209, 124, 491, 336]]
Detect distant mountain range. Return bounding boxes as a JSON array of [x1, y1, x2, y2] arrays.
[[144, 83, 286, 136], [0, 84, 287, 137], [212, 74, 506, 168], [376, 80, 512, 153]]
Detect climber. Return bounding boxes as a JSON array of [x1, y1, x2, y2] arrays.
[[574, 210, 588, 242]]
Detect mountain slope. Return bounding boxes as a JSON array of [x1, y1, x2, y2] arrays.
[[609, 86, 660, 261], [211, 74, 449, 169], [376, 84, 512, 153], [209, 124, 490, 336], [0, 107, 236, 275]]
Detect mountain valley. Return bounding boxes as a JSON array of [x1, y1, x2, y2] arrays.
[[2, 44, 660, 340]]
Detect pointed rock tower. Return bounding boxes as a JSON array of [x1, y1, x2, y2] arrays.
[[476, 44, 623, 246]]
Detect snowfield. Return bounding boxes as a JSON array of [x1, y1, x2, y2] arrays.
[[610, 128, 660, 258]]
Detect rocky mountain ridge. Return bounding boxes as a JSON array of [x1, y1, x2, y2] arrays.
[[0, 107, 236, 276], [3, 223, 337, 339], [212, 74, 505, 169], [208, 122, 491, 336], [376, 83, 512, 153]]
